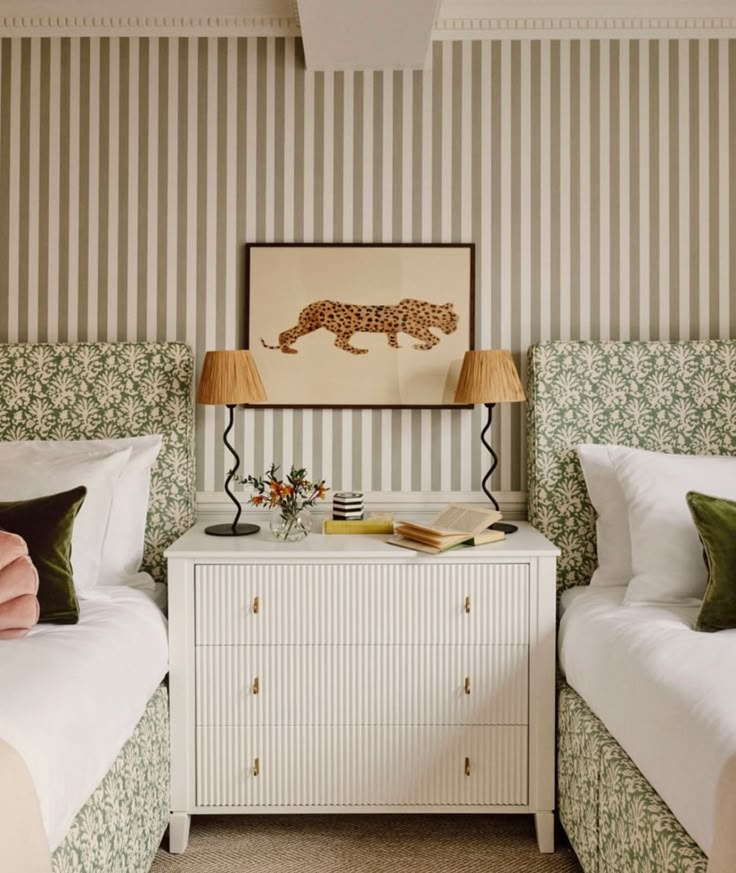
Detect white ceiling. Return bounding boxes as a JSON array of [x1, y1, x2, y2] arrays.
[[0, 0, 734, 57]]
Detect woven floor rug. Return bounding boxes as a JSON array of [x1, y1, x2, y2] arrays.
[[151, 814, 582, 872]]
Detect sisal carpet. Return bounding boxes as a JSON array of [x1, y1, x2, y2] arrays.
[[151, 814, 582, 872]]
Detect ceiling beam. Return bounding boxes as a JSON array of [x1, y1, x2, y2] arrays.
[[296, 0, 441, 71]]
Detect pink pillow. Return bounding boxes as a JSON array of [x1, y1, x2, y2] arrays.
[[0, 532, 40, 639]]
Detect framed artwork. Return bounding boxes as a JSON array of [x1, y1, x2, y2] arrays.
[[245, 243, 474, 408]]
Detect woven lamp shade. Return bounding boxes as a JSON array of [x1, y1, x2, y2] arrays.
[[453, 350, 526, 404], [196, 350, 267, 405]]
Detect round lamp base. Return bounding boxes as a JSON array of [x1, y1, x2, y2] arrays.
[[490, 522, 519, 535], [204, 523, 260, 537]]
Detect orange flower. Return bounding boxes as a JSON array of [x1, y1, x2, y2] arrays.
[[251, 495, 264, 506], [317, 483, 328, 499]]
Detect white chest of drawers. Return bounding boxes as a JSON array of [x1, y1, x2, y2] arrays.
[[166, 522, 558, 854]]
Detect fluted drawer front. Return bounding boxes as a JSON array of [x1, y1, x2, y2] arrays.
[[196, 644, 529, 727], [196, 725, 528, 807], [195, 563, 529, 645]]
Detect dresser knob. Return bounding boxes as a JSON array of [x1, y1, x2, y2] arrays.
[[251, 757, 260, 777], [465, 756, 471, 777], [464, 596, 471, 614], [464, 676, 471, 695], [252, 677, 260, 695], [252, 596, 259, 615]]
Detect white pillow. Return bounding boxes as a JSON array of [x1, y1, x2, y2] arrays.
[[577, 444, 633, 586], [608, 446, 736, 605], [97, 435, 162, 583], [0, 444, 132, 592], [0, 436, 162, 584]]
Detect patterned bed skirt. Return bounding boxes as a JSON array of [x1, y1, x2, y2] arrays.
[[558, 682, 707, 872], [51, 684, 169, 873]]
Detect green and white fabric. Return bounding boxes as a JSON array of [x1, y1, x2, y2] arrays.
[[527, 339, 736, 594], [558, 684, 707, 873], [0, 343, 195, 872], [0, 342, 195, 582], [527, 340, 736, 872], [51, 685, 170, 873]]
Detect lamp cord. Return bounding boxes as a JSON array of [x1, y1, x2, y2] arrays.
[[479, 402, 500, 511], [222, 404, 243, 531]]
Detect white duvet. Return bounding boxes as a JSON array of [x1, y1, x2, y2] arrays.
[[0, 582, 168, 851], [559, 585, 736, 857]]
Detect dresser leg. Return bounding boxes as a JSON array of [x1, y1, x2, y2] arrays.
[[534, 811, 555, 853], [168, 812, 191, 853]]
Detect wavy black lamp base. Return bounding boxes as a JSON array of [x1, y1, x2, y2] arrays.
[[205, 403, 260, 538], [480, 402, 518, 535], [205, 522, 260, 537]]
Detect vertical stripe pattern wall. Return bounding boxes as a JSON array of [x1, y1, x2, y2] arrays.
[[0, 37, 734, 496]]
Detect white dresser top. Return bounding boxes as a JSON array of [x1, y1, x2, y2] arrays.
[[165, 520, 559, 561]]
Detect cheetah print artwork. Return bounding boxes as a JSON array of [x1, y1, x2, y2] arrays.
[[260, 298, 459, 355]]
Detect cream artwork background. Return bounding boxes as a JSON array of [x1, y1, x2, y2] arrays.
[[247, 246, 473, 407]]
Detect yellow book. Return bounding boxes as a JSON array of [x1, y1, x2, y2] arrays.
[[322, 519, 395, 535]]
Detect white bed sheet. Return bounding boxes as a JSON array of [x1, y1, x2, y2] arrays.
[[559, 585, 736, 856], [0, 581, 168, 851]]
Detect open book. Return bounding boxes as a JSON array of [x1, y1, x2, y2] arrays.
[[387, 504, 504, 554]]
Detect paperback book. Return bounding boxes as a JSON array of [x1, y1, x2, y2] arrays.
[[387, 504, 505, 554]]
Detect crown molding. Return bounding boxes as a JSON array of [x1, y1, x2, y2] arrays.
[[0, 14, 301, 37], [0, 11, 733, 38], [433, 15, 736, 39]]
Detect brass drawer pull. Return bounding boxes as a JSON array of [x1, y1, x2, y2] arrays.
[[464, 676, 471, 696], [465, 756, 471, 777], [251, 757, 260, 777], [464, 596, 471, 614], [252, 676, 260, 696], [252, 596, 259, 615]]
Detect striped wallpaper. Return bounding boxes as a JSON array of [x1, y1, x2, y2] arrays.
[[0, 36, 734, 497]]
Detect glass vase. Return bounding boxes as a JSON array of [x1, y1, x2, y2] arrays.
[[269, 507, 312, 542]]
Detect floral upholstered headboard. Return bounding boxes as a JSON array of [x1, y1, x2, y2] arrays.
[[0, 342, 195, 583], [526, 340, 736, 594]]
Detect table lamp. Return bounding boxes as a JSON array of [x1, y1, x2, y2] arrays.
[[454, 349, 526, 534], [196, 350, 267, 537]]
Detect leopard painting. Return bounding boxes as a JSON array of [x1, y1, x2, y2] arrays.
[[260, 298, 459, 355]]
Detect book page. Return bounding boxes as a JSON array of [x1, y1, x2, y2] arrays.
[[385, 535, 442, 555], [428, 504, 501, 535], [393, 525, 467, 547]]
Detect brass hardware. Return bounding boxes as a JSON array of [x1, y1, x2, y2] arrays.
[[464, 596, 471, 614], [465, 756, 471, 777], [464, 676, 471, 695], [251, 757, 260, 777], [252, 676, 260, 695], [252, 596, 259, 615]]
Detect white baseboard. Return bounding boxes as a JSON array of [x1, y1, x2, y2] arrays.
[[196, 490, 528, 523]]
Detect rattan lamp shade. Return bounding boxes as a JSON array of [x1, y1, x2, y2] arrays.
[[196, 350, 267, 405], [453, 350, 526, 404]]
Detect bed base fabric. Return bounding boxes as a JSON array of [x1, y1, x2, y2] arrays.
[[51, 684, 169, 873], [558, 682, 707, 873]]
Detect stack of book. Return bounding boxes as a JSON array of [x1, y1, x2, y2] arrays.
[[387, 504, 505, 554]]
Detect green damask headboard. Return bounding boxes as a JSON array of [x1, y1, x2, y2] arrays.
[[0, 342, 195, 583], [527, 340, 736, 594]]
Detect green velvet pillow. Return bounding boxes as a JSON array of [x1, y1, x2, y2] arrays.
[[686, 491, 736, 633], [0, 486, 86, 624]]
